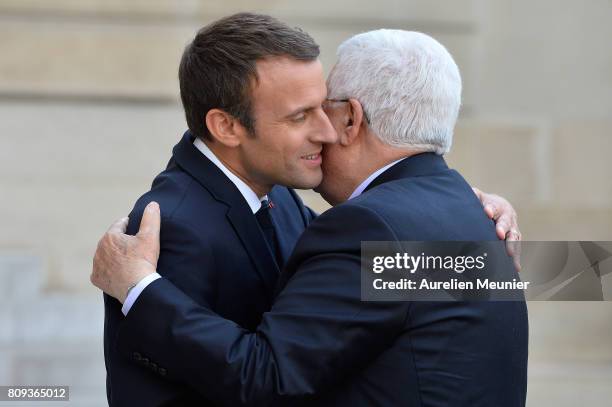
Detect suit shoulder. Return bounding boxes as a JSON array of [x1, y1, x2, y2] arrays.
[[300, 201, 399, 247], [126, 166, 218, 235], [283, 201, 403, 284], [347, 169, 497, 241]]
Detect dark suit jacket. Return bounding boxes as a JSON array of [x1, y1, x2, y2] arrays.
[[116, 152, 528, 406], [103, 131, 316, 406]]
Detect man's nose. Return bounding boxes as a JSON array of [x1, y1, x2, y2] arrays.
[[311, 108, 338, 144]]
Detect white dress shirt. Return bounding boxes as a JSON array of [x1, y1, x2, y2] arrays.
[[348, 157, 407, 200], [121, 138, 267, 315]]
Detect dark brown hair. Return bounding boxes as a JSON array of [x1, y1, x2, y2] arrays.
[[179, 13, 320, 140]]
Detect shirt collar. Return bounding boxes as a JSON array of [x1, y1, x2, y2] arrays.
[[193, 137, 267, 214], [348, 157, 408, 200]]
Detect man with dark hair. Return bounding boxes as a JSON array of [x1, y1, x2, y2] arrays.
[[101, 13, 521, 407], [103, 13, 335, 406], [178, 12, 319, 141]]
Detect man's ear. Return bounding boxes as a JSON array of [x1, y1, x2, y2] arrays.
[[205, 109, 247, 147], [339, 98, 367, 146]]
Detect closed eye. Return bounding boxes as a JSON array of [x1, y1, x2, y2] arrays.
[[291, 113, 306, 123]]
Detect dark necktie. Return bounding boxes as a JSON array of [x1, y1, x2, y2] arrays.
[[255, 199, 280, 266]]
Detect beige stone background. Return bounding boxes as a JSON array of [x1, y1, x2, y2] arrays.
[[0, 0, 610, 405]]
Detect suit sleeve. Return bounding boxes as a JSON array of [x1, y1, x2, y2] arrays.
[[116, 204, 409, 406], [286, 187, 319, 224], [111, 208, 216, 365], [104, 205, 217, 404]]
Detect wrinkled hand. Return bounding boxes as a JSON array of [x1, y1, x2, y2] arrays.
[[91, 202, 161, 303], [473, 187, 522, 271]]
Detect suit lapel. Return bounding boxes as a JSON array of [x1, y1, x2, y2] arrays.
[[267, 187, 302, 267], [172, 131, 280, 298], [225, 207, 280, 297]]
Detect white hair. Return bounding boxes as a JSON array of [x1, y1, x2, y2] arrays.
[[327, 30, 461, 154]]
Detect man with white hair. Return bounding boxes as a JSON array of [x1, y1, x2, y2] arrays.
[[317, 29, 463, 205], [93, 30, 528, 406]]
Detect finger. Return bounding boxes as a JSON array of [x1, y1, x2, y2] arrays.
[[511, 245, 522, 272], [489, 202, 502, 221], [505, 238, 520, 254], [513, 257, 522, 273], [475, 188, 497, 220], [107, 217, 129, 234], [505, 234, 522, 272], [495, 219, 510, 240], [506, 228, 521, 241], [483, 204, 495, 219], [508, 217, 521, 238], [137, 201, 161, 241]]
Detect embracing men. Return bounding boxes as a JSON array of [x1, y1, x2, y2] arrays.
[[93, 13, 527, 407]]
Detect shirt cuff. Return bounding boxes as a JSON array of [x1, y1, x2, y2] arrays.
[[121, 273, 162, 316]]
